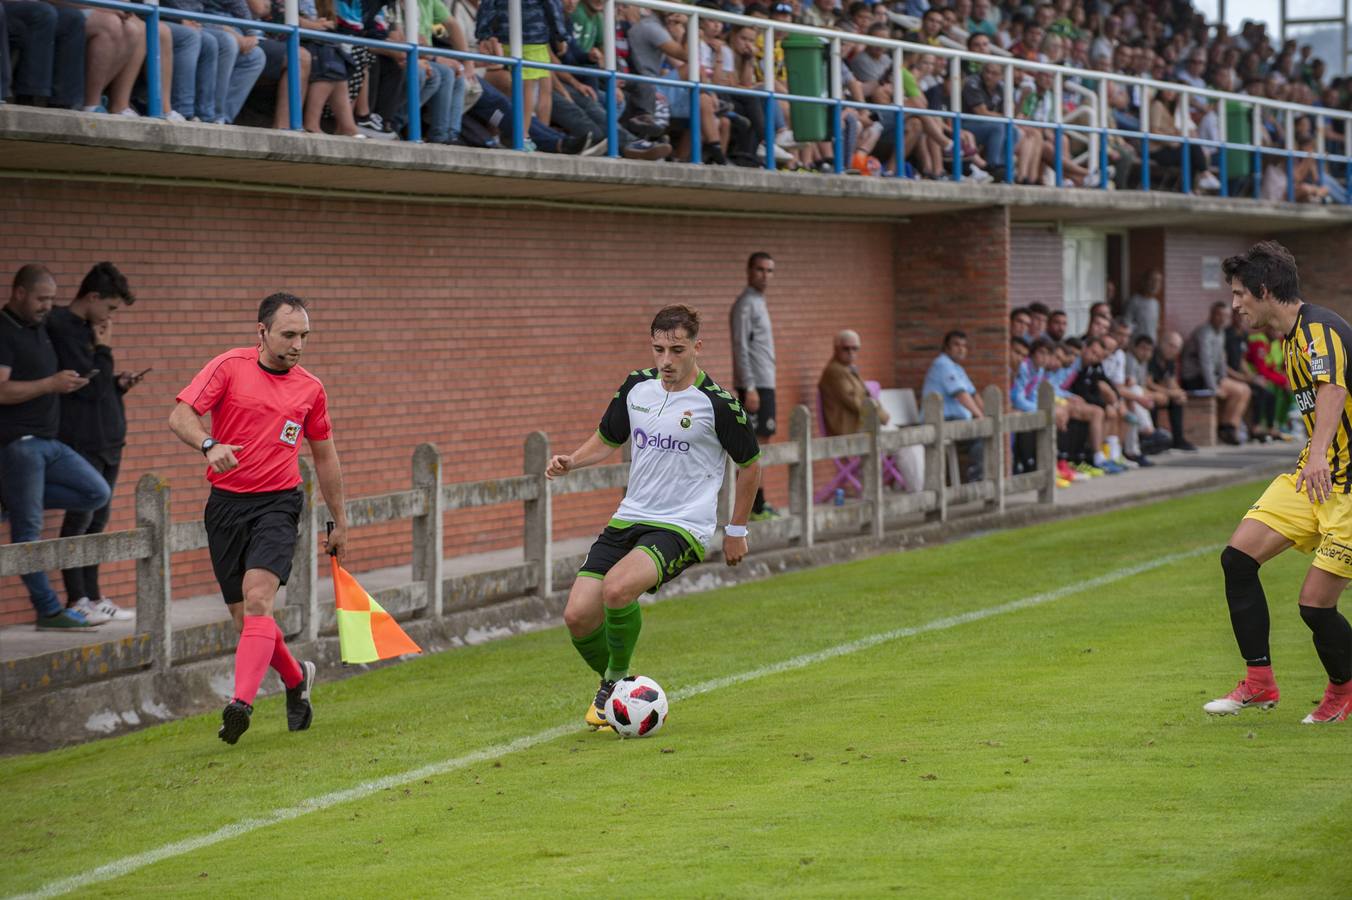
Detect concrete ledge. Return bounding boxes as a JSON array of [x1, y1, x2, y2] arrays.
[[3, 106, 1350, 231], [0, 454, 1283, 754]]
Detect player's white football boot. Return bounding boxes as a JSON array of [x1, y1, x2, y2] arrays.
[[1203, 678, 1280, 715]]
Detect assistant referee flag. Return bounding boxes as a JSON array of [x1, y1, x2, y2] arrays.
[[332, 557, 422, 664]]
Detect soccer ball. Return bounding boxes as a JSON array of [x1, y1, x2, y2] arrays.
[[605, 675, 668, 738]]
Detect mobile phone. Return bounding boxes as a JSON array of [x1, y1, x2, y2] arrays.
[[135, 367, 153, 379], [83, 369, 100, 379]]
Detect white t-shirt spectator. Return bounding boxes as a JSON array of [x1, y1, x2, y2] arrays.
[[849, 50, 892, 84], [628, 14, 673, 78]]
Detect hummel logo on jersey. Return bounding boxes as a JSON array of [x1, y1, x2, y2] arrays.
[[630, 403, 653, 413], [279, 420, 302, 445]]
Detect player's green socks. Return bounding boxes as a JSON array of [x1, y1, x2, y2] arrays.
[[570, 624, 609, 677], [604, 602, 642, 681]]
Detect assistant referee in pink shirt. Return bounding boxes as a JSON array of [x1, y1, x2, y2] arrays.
[[170, 292, 350, 746]]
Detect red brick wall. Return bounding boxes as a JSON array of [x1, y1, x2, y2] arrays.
[[894, 207, 1012, 400], [1009, 226, 1063, 313], [1275, 229, 1352, 321], [0, 180, 901, 623], [1160, 230, 1251, 338]]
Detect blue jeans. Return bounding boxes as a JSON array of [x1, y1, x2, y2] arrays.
[[190, 23, 222, 120], [166, 22, 201, 117], [964, 119, 1016, 173], [206, 27, 264, 123], [0, 437, 110, 616], [423, 61, 465, 143]]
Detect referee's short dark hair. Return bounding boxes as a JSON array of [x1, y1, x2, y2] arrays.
[[11, 264, 52, 293], [747, 251, 773, 268], [77, 261, 135, 305], [1222, 241, 1300, 304], [942, 330, 968, 350], [258, 292, 308, 327], [651, 305, 700, 339]]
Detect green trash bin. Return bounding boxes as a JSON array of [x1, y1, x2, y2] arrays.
[[782, 32, 828, 143], [1223, 98, 1253, 182]]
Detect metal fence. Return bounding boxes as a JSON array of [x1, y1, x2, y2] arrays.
[[1, 384, 1056, 695], [62, 0, 1352, 201]]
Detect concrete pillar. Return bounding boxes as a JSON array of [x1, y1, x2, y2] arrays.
[[134, 474, 172, 673], [983, 384, 1005, 513], [788, 405, 814, 548], [523, 432, 552, 598], [863, 402, 884, 538], [293, 456, 319, 641], [923, 391, 947, 522], [1037, 380, 1057, 506], [411, 442, 444, 618]]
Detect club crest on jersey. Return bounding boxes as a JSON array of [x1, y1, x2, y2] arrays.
[[680, 411, 692, 429], [279, 420, 302, 446]]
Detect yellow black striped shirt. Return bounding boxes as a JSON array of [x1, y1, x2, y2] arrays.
[[1287, 303, 1352, 491]]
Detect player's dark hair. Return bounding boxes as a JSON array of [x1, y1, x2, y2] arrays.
[[77, 261, 135, 305], [11, 264, 52, 293], [1222, 241, 1300, 304], [651, 305, 701, 340], [1085, 335, 1106, 350], [1029, 337, 1055, 354], [1010, 306, 1030, 321], [942, 330, 968, 349], [1064, 336, 1083, 350], [1133, 334, 1155, 348], [258, 292, 308, 327], [747, 251, 774, 269], [1027, 302, 1051, 316], [1049, 309, 1067, 320]]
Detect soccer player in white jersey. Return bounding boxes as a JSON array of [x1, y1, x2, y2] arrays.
[[546, 305, 763, 729]]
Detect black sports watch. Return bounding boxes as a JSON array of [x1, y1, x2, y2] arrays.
[[200, 437, 217, 456]]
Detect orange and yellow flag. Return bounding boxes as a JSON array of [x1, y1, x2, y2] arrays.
[[332, 557, 422, 664]]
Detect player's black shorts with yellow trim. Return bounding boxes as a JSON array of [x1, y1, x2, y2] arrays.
[[204, 486, 304, 604], [578, 522, 702, 592]]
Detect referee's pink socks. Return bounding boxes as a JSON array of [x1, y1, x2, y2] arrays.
[[270, 619, 303, 689], [233, 615, 277, 704]]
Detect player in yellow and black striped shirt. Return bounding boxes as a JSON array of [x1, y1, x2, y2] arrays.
[[1206, 241, 1352, 724]]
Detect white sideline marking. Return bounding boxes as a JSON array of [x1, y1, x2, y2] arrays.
[[13, 545, 1213, 899]]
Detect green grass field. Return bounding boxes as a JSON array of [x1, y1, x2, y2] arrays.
[[6, 480, 1352, 898]]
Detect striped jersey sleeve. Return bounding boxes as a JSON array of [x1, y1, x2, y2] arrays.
[[1284, 303, 1352, 491]]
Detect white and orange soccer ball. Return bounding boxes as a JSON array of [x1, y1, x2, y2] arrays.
[[604, 675, 669, 738]]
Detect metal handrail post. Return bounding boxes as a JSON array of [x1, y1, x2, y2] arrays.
[[1345, 119, 1351, 205], [285, 0, 301, 130], [1097, 77, 1109, 189], [891, 46, 904, 177], [1252, 103, 1262, 198], [604, 0, 618, 157], [1053, 71, 1063, 187], [830, 37, 842, 174], [1217, 93, 1228, 196], [1140, 83, 1151, 191], [1285, 108, 1295, 203], [689, 12, 702, 164], [763, 25, 776, 171], [1002, 62, 1014, 183], [146, 0, 163, 118], [403, 0, 421, 141], [950, 55, 961, 181], [509, 0, 524, 149]]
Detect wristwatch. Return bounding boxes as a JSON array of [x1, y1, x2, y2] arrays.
[[200, 437, 216, 456]]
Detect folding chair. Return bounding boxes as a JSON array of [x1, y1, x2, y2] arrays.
[[814, 392, 863, 503], [865, 381, 908, 490]]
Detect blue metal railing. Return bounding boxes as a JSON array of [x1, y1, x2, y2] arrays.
[[47, 0, 1352, 205]]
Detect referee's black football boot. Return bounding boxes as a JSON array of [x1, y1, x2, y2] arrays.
[[286, 660, 317, 732], [218, 699, 253, 745], [585, 679, 617, 731]]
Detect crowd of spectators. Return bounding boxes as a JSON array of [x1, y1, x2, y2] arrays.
[[3, 0, 1350, 188], [1006, 281, 1300, 488]]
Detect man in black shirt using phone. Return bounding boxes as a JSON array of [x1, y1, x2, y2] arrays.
[[46, 262, 142, 626]]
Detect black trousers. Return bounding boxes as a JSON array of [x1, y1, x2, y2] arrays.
[[2, 0, 84, 106], [60, 447, 120, 604]]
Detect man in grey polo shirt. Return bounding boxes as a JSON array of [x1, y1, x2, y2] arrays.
[[731, 251, 778, 519]]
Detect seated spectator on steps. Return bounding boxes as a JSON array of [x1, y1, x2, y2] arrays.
[[205, 0, 311, 129], [922, 330, 984, 483], [1146, 330, 1197, 451], [1070, 335, 1128, 473], [4, 0, 86, 109], [1181, 300, 1251, 444], [1246, 323, 1294, 441], [1009, 307, 1031, 343], [81, 4, 147, 115], [819, 329, 888, 436], [177, 0, 266, 124], [1045, 308, 1068, 341], [0, 265, 111, 631]]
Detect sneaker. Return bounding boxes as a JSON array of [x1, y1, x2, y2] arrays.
[[586, 678, 616, 730], [286, 660, 317, 732], [164, 110, 187, 123], [1197, 171, 1221, 191], [218, 699, 253, 744], [624, 114, 667, 139], [579, 135, 608, 157], [749, 504, 781, 521], [117, 107, 140, 118], [70, 597, 113, 626], [1300, 682, 1352, 724], [522, 138, 538, 153], [1123, 452, 1155, 468], [1056, 476, 1072, 488], [1173, 439, 1198, 452], [35, 608, 98, 631], [1074, 462, 1105, 478], [621, 139, 671, 161], [1203, 678, 1280, 715], [92, 597, 133, 622], [1097, 460, 1127, 475]]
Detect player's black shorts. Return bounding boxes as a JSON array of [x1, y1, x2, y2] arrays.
[[204, 486, 304, 604], [579, 523, 702, 592], [737, 387, 776, 437]]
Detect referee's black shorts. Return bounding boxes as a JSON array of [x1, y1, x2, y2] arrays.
[[204, 486, 304, 604]]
